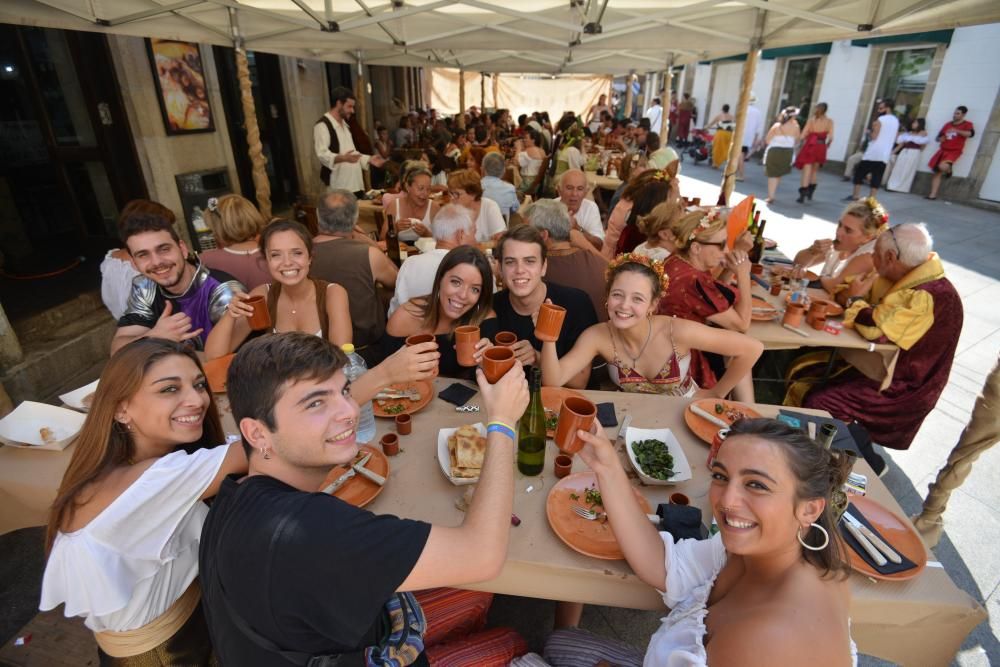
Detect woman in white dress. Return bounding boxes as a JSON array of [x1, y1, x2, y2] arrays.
[[520, 418, 856, 667], [42, 338, 247, 665], [792, 198, 888, 300], [632, 199, 679, 262], [515, 127, 546, 195], [886, 118, 929, 193]]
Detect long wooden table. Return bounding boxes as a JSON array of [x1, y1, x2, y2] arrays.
[[0, 386, 983, 665], [364, 384, 982, 666], [749, 284, 900, 389]]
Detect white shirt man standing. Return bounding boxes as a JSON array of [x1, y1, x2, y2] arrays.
[[553, 169, 604, 251], [644, 98, 663, 136], [387, 204, 478, 317], [314, 86, 385, 196], [849, 98, 900, 200], [736, 94, 763, 180]]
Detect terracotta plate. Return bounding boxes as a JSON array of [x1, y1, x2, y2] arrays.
[[319, 445, 389, 508], [751, 295, 779, 321], [810, 297, 845, 318], [683, 399, 762, 445], [372, 380, 435, 418], [843, 494, 927, 581], [546, 472, 652, 560], [203, 354, 235, 394], [541, 386, 586, 439]]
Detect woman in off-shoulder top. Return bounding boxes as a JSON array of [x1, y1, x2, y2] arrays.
[[518, 418, 857, 667], [41, 338, 247, 665]]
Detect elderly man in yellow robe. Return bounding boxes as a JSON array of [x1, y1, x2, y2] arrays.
[[795, 223, 963, 471]]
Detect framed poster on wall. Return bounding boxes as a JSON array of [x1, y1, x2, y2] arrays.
[[146, 38, 215, 134]]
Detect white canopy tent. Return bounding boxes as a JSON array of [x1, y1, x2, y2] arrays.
[[3, 0, 999, 75], [4, 1, 998, 203]]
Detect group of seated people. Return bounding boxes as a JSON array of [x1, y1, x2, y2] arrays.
[[61, 144, 960, 664]]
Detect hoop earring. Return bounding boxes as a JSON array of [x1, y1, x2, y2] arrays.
[[797, 522, 830, 551]]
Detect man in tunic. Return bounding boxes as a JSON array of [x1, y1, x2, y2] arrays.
[[927, 106, 975, 200], [112, 200, 243, 353], [804, 223, 962, 452], [314, 86, 386, 197]]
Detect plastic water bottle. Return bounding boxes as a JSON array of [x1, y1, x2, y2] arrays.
[[341, 344, 376, 443]]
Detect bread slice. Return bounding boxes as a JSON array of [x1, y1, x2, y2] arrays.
[[455, 425, 486, 469]]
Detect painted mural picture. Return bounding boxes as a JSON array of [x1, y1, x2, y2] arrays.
[[147, 39, 214, 134]]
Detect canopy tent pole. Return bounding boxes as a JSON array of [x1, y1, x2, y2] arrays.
[[480, 72, 486, 110], [458, 69, 466, 129], [353, 53, 370, 136], [492, 73, 499, 110], [720, 9, 766, 206], [623, 71, 635, 121], [660, 61, 673, 140], [229, 7, 271, 219]]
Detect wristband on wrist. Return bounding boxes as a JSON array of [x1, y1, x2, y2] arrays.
[[486, 421, 516, 441]]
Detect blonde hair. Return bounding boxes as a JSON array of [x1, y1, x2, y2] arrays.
[[639, 199, 683, 241], [203, 194, 266, 246], [446, 169, 483, 200], [842, 199, 889, 237], [670, 208, 726, 252]]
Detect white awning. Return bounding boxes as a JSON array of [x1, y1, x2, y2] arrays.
[[2, 0, 998, 74]]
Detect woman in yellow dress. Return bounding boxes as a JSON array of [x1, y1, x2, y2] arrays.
[[707, 105, 735, 169]]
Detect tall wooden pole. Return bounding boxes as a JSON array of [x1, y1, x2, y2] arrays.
[[721, 10, 766, 205], [229, 8, 271, 219], [458, 69, 466, 129], [480, 72, 485, 110], [660, 62, 673, 140], [353, 54, 369, 136], [623, 71, 635, 121], [492, 73, 499, 110]]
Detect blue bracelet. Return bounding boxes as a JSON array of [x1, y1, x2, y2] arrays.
[[486, 423, 516, 441]]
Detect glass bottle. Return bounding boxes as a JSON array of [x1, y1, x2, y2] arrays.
[[516, 367, 546, 476]]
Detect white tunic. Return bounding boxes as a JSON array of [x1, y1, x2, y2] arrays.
[[40, 446, 228, 632]]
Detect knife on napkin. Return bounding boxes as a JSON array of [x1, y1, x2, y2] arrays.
[[843, 512, 901, 564], [842, 515, 887, 566]]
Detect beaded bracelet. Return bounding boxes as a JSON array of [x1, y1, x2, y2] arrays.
[[486, 421, 516, 441]]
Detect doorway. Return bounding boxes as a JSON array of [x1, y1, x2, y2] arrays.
[[779, 57, 821, 121], [874, 47, 936, 122], [0, 25, 145, 315], [215, 48, 299, 213]]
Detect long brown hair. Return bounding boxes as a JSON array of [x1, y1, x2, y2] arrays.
[[46, 339, 224, 553], [413, 246, 493, 333]]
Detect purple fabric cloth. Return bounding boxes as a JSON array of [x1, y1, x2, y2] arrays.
[[805, 276, 962, 450]]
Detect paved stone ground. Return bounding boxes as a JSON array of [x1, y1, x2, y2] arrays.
[[489, 158, 1000, 666], [1, 157, 997, 665]]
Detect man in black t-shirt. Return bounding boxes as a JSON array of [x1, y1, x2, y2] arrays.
[[200, 333, 528, 666], [493, 225, 597, 389]]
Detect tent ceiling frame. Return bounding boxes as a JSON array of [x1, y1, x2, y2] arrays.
[[736, 0, 858, 32], [350, 0, 404, 44]]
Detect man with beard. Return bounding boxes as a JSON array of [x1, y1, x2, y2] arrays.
[[492, 225, 597, 389], [111, 200, 243, 354], [314, 86, 386, 196]]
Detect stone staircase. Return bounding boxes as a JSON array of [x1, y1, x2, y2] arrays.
[[1, 291, 114, 407]]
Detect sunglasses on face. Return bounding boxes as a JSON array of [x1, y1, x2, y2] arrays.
[[695, 239, 727, 249]]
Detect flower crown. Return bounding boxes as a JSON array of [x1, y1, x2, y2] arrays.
[[688, 207, 723, 242], [606, 253, 669, 299], [864, 197, 889, 227]]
